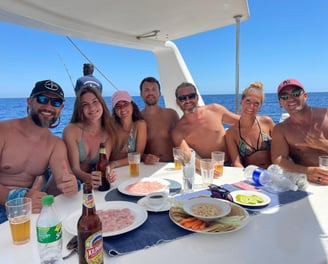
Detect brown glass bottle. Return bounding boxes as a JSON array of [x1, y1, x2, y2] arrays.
[[97, 143, 110, 191], [77, 183, 103, 264]]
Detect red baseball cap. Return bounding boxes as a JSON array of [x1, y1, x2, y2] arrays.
[[277, 79, 304, 95]]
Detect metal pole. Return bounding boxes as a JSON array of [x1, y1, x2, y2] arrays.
[[234, 15, 242, 114]]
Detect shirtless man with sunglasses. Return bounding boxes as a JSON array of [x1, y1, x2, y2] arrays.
[[271, 78, 328, 185], [171, 82, 239, 169], [0, 80, 78, 223]]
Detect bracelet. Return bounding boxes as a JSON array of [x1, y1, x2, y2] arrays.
[[112, 161, 119, 168], [7, 188, 29, 201]]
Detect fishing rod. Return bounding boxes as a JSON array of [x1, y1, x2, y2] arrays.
[[57, 52, 75, 88], [66, 36, 119, 91]]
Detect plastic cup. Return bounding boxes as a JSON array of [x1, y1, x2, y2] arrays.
[[200, 158, 214, 187], [128, 152, 140, 177], [319, 155, 328, 169], [172, 147, 183, 170], [211, 151, 225, 178], [5, 197, 32, 245]]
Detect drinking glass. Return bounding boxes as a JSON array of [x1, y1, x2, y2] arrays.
[[172, 147, 183, 170], [5, 197, 32, 245], [182, 149, 195, 193], [211, 151, 225, 178], [200, 158, 214, 187], [128, 152, 140, 177], [319, 155, 328, 169]]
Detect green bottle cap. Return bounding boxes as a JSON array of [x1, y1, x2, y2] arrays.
[[41, 195, 54, 205]]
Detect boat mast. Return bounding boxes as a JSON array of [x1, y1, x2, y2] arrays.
[[234, 15, 242, 114]]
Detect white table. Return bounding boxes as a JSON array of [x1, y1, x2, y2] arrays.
[[1, 163, 327, 264]]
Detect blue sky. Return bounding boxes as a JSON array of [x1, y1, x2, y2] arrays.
[[0, 0, 327, 98]]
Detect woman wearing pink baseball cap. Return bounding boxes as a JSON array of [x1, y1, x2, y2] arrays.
[[109, 90, 147, 168]]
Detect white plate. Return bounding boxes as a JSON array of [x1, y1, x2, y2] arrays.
[[117, 178, 170, 197], [137, 197, 171, 212], [230, 190, 271, 207], [183, 197, 231, 221], [63, 201, 148, 237], [170, 200, 249, 235]]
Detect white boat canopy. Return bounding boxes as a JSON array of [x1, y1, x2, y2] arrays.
[[0, 0, 249, 113]]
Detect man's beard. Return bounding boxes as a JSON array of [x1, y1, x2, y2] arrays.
[[145, 96, 158, 106], [183, 105, 198, 114], [31, 111, 57, 128], [146, 101, 157, 106]]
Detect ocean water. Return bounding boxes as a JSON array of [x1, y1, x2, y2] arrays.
[[0, 93, 327, 137]]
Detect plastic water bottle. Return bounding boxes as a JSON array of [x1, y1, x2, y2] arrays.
[[267, 164, 308, 191], [244, 165, 298, 193], [36, 195, 63, 264]]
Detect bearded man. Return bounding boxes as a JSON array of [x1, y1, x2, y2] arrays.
[[0, 80, 78, 223], [171, 82, 239, 169], [140, 77, 179, 163]]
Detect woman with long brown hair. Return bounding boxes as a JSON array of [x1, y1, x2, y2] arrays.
[[63, 85, 118, 188]]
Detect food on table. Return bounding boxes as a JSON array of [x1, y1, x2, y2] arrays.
[[125, 181, 166, 195], [97, 208, 135, 233], [170, 203, 247, 233], [190, 203, 222, 217], [235, 194, 264, 205], [170, 207, 190, 222], [179, 218, 206, 231]]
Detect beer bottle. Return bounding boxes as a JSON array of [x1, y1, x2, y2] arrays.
[[77, 183, 103, 264], [97, 142, 110, 191]]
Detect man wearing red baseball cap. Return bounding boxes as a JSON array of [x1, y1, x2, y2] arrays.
[[271, 78, 328, 185]]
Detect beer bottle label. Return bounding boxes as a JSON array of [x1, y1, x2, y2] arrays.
[[84, 231, 103, 263], [83, 193, 95, 208], [99, 148, 106, 155], [36, 223, 62, 243]]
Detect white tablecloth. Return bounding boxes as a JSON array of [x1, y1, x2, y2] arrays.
[[0, 163, 327, 264]]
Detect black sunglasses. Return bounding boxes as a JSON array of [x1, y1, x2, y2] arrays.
[[177, 93, 197, 102], [208, 184, 233, 202], [35, 95, 63, 107], [279, 89, 303, 101]]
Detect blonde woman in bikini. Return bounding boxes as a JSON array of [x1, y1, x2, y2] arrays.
[[225, 82, 275, 168], [63, 85, 118, 189]]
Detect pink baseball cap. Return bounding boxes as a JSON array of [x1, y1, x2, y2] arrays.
[[277, 79, 304, 95], [111, 90, 132, 107]]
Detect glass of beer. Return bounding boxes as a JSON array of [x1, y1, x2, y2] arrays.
[[128, 152, 140, 177], [5, 197, 32, 245], [211, 151, 225, 178], [173, 147, 183, 170]]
